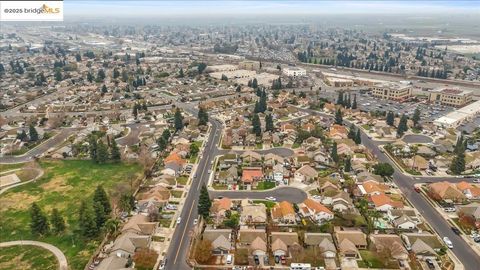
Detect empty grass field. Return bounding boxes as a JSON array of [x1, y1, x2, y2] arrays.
[[0, 245, 58, 270], [0, 160, 142, 270]]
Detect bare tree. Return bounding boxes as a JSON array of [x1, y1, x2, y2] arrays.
[[138, 145, 155, 177]]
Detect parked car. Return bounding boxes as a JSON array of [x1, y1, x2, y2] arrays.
[[443, 237, 453, 249], [226, 254, 232, 264], [254, 255, 260, 265], [426, 258, 435, 269], [274, 255, 280, 264], [451, 227, 461, 235], [193, 218, 198, 225], [177, 217, 182, 224], [473, 179, 480, 183], [443, 207, 456, 212]]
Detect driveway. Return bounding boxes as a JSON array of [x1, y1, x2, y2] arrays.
[[209, 186, 307, 204], [0, 240, 68, 270]]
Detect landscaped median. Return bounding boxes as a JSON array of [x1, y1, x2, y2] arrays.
[[0, 160, 142, 270]]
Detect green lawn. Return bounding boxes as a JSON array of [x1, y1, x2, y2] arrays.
[[0, 160, 142, 270], [0, 245, 58, 270], [176, 176, 189, 185], [358, 250, 399, 269], [253, 200, 276, 209], [171, 190, 184, 198], [255, 181, 276, 190], [0, 163, 25, 172]]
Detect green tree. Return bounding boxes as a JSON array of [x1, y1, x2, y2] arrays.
[[88, 135, 97, 161], [412, 108, 421, 127], [348, 124, 356, 140], [119, 193, 135, 213], [78, 200, 98, 238], [373, 163, 394, 178], [93, 185, 112, 216], [17, 129, 28, 141], [174, 108, 184, 131], [336, 91, 344, 106], [386, 111, 395, 126], [29, 124, 39, 141], [335, 108, 343, 125], [265, 114, 274, 132], [93, 201, 106, 229], [223, 213, 239, 229], [190, 142, 200, 157], [113, 68, 120, 79], [351, 94, 357, 109], [396, 114, 408, 137], [50, 208, 66, 234], [198, 185, 211, 219], [236, 85, 241, 92], [101, 85, 107, 94], [132, 103, 139, 119], [331, 142, 339, 163], [96, 140, 109, 164], [197, 63, 207, 74], [75, 53, 82, 62], [450, 153, 466, 175], [157, 137, 168, 152], [97, 69, 106, 81], [178, 68, 184, 78], [354, 129, 362, 144], [54, 68, 62, 81], [344, 156, 352, 172], [87, 71, 94, 83], [198, 106, 208, 126], [110, 139, 121, 161], [252, 113, 261, 136], [30, 203, 49, 235]]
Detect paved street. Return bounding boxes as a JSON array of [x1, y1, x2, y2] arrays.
[[217, 147, 294, 157], [0, 240, 68, 270], [301, 107, 480, 270], [0, 128, 80, 164], [210, 186, 307, 203]]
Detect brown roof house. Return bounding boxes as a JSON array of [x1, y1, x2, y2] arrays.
[[202, 229, 232, 255], [271, 201, 296, 224], [334, 228, 367, 258], [304, 233, 336, 259], [428, 181, 466, 202], [271, 232, 301, 258], [240, 200, 267, 224], [211, 197, 232, 224], [370, 234, 408, 260], [294, 165, 317, 183]]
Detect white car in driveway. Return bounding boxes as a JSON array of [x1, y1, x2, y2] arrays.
[[443, 237, 453, 249]]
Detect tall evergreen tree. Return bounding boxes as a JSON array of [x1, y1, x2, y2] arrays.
[[178, 68, 184, 78], [386, 111, 395, 126], [336, 91, 344, 106], [198, 107, 208, 126], [351, 94, 357, 109], [396, 114, 408, 137], [78, 201, 98, 238], [265, 114, 274, 132], [88, 135, 97, 161], [335, 108, 343, 125], [54, 68, 63, 81], [29, 124, 39, 141], [198, 185, 212, 219], [50, 208, 66, 234], [93, 201, 106, 229], [96, 140, 109, 164], [412, 108, 421, 127], [331, 142, 339, 163], [97, 69, 106, 81], [174, 108, 184, 131], [87, 71, 94, 83], [252, 114, 261, 136], [132, 103, 139, 119], [93, 185, 112, 216], [344, 156, 352, 172], [30, 203, 49, 235], [110, 139, 121, 161], [348, 124, 356, 140], [355, 129, 362, 144]]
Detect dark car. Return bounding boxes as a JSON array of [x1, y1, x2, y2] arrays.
[[254, 255, 260, 265], [274, 256, 280, 264], [451, 227, 461, 235], [426, 258, 435, 269]]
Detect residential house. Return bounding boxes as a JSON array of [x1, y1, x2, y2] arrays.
[[241, 167, 263, 187], [402, 233, 442, 258], [109, 231, 150, 258], [240, 200, 267, 224], [332, 192, 354, 213], [211, 197, 232, 223], [299, 198, 334, 223], [458, 203, 480, 228], [428, 181, 466, 202], [121, 214, 157, 235], [405, 155, 429, 171], [271, 232, 300, 257], [456, 181, 480, 200], [357, 180, 388, 196], [238, 228, 267, 249], [388, 208, 420, 230], [217, 165, 239, 185], [137, 186, 170, 211], [370, 193, 404, 212], [271, 201, 296, 224], [335, 228, 367, 258], [241, 151, 262, 164], [303, 233, 336, 259], [329, 124, 348, 139], [96, 255, 129, 270], [294, 165, 317, 183], [202, 229, 232, 255], [264, 153, 285, 167], [370, 234, 408, 260]]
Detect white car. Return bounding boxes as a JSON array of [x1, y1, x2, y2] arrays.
[[193, 218, 198, 225], [473, 179, 480, 183], [443, 207, 456, 212], [265, 196, 277, 201], [443, 237, 453, 249], [176, 217, 182, 224]]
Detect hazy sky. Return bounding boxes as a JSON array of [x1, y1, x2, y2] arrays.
[[65, 1, 480, 17]]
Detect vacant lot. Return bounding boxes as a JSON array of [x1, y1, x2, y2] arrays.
[[0, 160, 142, 270], [0, 245, 58, 270]]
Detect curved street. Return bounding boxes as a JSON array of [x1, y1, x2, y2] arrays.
[[0, 240, 68, 270]]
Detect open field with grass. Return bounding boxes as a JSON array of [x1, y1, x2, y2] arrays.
[[0, 160, 142, 270], [0, 245, 58, 270]]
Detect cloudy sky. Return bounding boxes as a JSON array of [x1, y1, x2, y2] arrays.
[[65, 1, 479, 17]]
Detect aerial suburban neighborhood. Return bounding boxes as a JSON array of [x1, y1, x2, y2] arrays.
[[1, 1, 480, 270]]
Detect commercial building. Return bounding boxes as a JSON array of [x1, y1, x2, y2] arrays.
[[428, 87, 473, 107], [205, 64, 237, 73], [371, 82, 413, 101], [434, 99, 480, 128], [283, 67, 306, 77], [320, 71, 385, 87]]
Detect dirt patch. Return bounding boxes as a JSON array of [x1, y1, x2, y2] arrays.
[[0, 192, 41, 212], [40, 176, 72, 193], [0, 257, 31, 270], [16, 169, 42, 182]]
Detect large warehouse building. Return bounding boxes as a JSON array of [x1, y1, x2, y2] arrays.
[[433, 100, 480, 128]]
